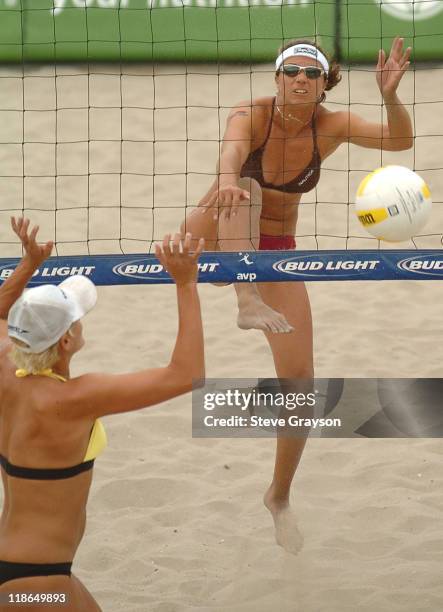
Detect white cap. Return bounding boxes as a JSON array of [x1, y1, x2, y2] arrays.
[[8, 275, 97, 354]]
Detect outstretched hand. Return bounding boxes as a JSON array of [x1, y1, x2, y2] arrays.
[[376, 36, 411, 100], [201, 184, 250, 220], [11, 217, 53, 268], [155, 232, 204, 286]]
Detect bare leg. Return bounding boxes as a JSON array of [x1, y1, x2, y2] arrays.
[[213, 177, 293, 333], [258, 280, 314, 555], [263, 438, 308, 556]]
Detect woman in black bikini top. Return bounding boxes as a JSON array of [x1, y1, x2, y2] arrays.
[[240, 97, 321, 194], [180, 36, 412, 555]]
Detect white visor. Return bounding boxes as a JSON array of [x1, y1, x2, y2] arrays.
[[275, 44, 329, 75], [8, 275, 97, 354]]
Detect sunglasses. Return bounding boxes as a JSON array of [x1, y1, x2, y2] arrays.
[[280, 64, 325, 79]]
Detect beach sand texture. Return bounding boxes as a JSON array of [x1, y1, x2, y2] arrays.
[[0, 62, 442, 611]]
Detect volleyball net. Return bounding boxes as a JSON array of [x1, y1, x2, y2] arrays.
[[0, 0, 442, 285]]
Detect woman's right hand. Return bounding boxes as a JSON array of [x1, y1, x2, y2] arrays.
[[11, 216, 53, 268], [155, 233, 205, 287], [202, 184, 250, 220]]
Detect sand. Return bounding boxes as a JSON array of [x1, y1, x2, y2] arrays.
[[0, 60, 442, 611]]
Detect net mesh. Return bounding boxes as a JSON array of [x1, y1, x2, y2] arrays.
[[0, 1, 442, 259]]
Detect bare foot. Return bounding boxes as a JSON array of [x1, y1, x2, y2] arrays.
[[237, 289, 293, 334], [264, 489, 304, 555]]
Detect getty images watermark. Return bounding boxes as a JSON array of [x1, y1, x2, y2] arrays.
[[192, 378, 443, 438]]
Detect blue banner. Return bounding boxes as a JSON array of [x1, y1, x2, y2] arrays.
[[1, 250, 443, 286]]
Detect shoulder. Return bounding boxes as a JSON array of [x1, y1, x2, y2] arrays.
[[252, 96, 274, 119], [316, 106, 345, 127], [50, 373, 97, 422], [54, 371, 132, 421], [315, 107, 355, 140], [317, 107, 366, 133], [231, 96, 273, 109], [225, 97, 273, 139], [229, 97, 273, 119]]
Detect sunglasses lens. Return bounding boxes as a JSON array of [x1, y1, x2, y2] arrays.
[[305, 67, 323, 79], [281, 65, 323, 79], [282, 65, 300, 76]]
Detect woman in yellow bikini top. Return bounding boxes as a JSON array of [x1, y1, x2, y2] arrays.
[[0, 368, 107, 480], [0, 217, 205, 610]]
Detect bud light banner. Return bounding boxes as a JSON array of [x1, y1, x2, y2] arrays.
[[0, 250, 442, 286]]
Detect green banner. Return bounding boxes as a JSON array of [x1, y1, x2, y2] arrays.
[[0, 0, 441, 63], [0, 0, 335, 62], [341, 0, 443, 62]]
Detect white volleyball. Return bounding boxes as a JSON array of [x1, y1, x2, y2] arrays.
[[355, 165, 432, 242]]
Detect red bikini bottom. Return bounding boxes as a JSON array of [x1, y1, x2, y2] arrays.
[[258, 234, 296, 251]]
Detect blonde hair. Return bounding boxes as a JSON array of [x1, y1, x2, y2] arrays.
[[9, 326, 74, 374]]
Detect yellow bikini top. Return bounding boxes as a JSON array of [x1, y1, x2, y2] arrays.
[[15, 368, 107, 463]]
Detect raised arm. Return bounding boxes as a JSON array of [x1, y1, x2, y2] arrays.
[[339, 36, 413, 151], [202, 101, 254, 218], [0, 218, 53, 327], [67, 233, 206, 418], [218, 102, 253, 186]]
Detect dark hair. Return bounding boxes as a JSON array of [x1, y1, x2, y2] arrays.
[[276, 39, 342, 102]]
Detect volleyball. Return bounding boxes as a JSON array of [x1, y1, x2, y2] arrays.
[[355, 166, 432, 242]]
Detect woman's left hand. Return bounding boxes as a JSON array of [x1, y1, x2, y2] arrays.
[[11, 217, 53, 268], [376, 36, 411, 100]]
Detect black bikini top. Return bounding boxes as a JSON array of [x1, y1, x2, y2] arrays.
[[240, 98, 321, 194]]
